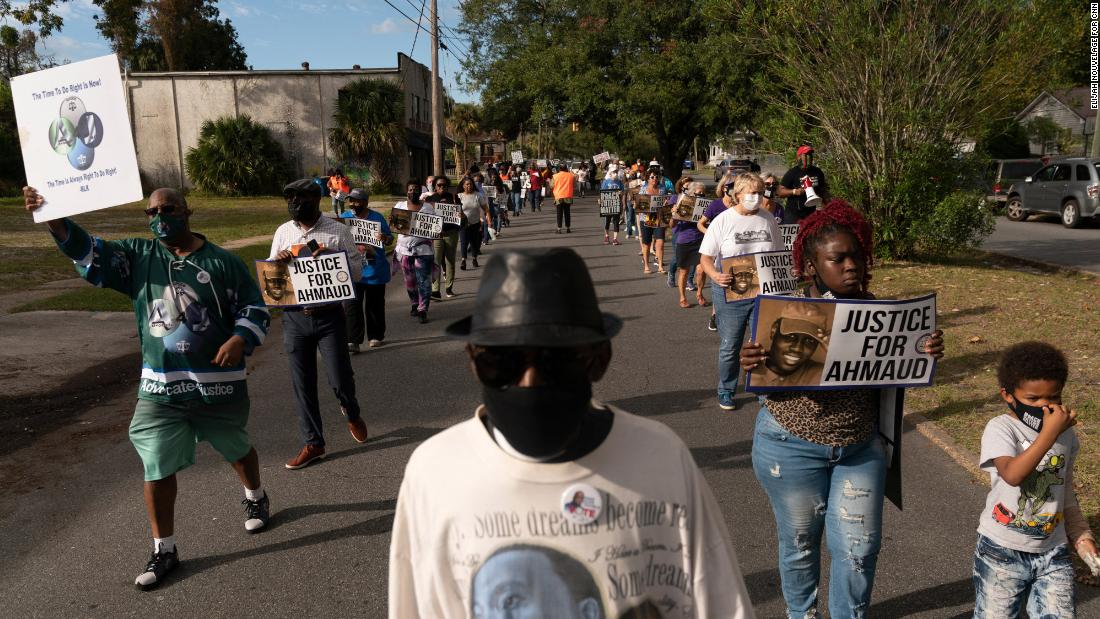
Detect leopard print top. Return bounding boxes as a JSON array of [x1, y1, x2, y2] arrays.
[[764, 389, 878, 446], [762, 286, 878, 446]]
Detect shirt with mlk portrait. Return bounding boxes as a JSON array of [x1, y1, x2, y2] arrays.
[[53, 219, 269, 403], [388, 406, 754, 619], [978, 414, 1080, 553]]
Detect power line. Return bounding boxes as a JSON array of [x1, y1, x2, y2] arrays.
[[396, 0, 471, 60], [409, 0, 426, 56], [381, 0, 470, 66]]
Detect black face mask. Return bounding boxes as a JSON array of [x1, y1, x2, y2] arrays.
[[1008, 396, 1047, 433], [482, 383, 592, 460], [288, 198, 320, 222]]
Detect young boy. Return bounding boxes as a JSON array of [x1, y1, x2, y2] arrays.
[[974, 341, 1099, 618]]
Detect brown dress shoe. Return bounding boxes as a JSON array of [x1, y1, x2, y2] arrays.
[[348, 418, 369, 443], [285, 444, 325, 470]]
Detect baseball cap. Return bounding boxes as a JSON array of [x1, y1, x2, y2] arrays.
[[797, 145, 814, 158]]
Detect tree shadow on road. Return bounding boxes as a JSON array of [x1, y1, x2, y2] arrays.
[[870, 577, 974, 617], [323, 426, 443, 464], [169, 509, 396, 585]]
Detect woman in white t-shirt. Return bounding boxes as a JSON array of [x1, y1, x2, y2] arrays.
[[457, 177, 490, 270], [699, 172, 782, 411]]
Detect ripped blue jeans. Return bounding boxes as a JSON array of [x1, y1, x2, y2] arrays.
[[751, 406, 886, 619], [972, 535, 1075, 618]]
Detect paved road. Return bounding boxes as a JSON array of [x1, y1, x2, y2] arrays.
[[982, 214, 1100, 274], [2, 195, 1098, 618]]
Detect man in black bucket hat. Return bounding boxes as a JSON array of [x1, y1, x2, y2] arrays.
[[388, 247, 754, 618]]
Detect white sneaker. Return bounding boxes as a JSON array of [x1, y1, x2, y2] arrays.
[[368, 339, 383, 348]]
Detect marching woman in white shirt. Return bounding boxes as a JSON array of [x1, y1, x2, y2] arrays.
[[698, 172, 782, 412]]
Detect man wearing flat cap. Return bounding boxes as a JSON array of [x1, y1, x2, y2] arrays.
[[269, 179, 367, 470], [778, 144, 829, 224], [752, 301, 831, 387], [388, 247, 754, 618]]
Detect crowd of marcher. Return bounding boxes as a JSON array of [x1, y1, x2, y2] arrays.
[[18, 141, 1098, 617]]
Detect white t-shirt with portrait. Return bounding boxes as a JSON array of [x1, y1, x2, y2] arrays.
[[388, 404, 754, 619], [699, 207, 782, 260]]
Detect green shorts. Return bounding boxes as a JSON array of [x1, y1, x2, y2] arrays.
[[129, 398, 252, 481]]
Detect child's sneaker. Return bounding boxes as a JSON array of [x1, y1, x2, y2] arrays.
[[243, 492, 270, 533]]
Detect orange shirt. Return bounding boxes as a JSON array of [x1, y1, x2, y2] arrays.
[[552, 170, 576, 200]]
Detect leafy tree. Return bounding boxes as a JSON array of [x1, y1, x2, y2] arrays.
[[727, 0, 1071, 258], [447, 102, 481, 173], [975, 117, 1031, 159], [1024, 116, 1067, 156], [328, 78, 404, 191], [184, 115, 290, 196], [93, 0, 247, 71], [0, 0, 67, 37], [0, 25, 47, 81], [458, 0, 752, 180], [0, 79, 23, 194]]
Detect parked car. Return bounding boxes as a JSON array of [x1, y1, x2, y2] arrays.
[[683, 159, 695, 170], [713, 158, 753, 181], [1004, 157, 1100, 228], [984, 158, 1044, 204]]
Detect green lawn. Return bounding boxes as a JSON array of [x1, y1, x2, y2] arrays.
[[0, 194, 400, 293]]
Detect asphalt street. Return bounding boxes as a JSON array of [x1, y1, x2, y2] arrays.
[[982, 214, 1100, 274], [2, 192, 1098, 618]]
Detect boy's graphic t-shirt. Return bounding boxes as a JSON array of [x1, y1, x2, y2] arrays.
[[388, 406, 754, 619], [978, 414, 1080, 553]]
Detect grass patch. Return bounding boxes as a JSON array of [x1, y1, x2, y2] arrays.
[[874, 251, 1100, 531], [0, 194, 401, 293], [10, 242, 275, 313]]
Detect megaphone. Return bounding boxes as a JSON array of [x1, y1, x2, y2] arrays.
[[803, 179, 822, 209]]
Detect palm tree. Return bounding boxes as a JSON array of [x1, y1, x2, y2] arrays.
[[447, 103, 481, 173], [329, 78, 404, 190]]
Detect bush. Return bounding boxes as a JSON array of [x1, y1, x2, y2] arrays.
[[185, 115, 291, 196], [913, 190, 996, 256]]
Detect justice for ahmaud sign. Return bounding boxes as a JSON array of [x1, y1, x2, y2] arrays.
[[745, 293, 938, 391], [779, 224, 799, 250], [346, 218, 384, 249], [11, 54, 142, 223], [254, 253, 356, 307], [718, 251, 800, 303]]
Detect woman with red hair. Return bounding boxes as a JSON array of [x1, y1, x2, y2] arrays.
[[740, 199, 945, 618]]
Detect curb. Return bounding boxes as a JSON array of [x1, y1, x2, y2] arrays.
[[904, 410, 987, 486], [976, 248, 1100, 279]]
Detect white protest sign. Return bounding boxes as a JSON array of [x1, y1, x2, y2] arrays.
[[390, 207, 443, 239], [347, 218, 383, 249], [599, 190, 621, 216], [593, 151, 611, 164], [719, 251, 799, 303], [670, 194, 706, 223], [536, 159, 547, 168], [746, 294, 938, 391], [511, 150, 523, 164], [431, 201, 462, 226], [255, 253, 355, 307], [483, 185, 498, 199], [779, 224, 799, 251], [12, 54, 142, 223]]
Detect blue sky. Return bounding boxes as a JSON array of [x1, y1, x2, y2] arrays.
[[16, 0, 477, 102]]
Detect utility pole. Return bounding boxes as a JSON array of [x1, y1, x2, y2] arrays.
[[430, 0, 443, 176]]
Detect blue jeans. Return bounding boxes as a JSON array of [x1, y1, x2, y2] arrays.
[[712, 291, 754, 396], [973, 535, 1075, 618], [752, 407, 886, 619], [625, 204, 637, 236], [511, 191, 522, 214]]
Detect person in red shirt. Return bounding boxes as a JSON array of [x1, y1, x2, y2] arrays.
[[527, 166, 544, 213]]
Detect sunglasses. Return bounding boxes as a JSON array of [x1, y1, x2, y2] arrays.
[[144, 204, 178, 216], [471, 346, 592, 388]]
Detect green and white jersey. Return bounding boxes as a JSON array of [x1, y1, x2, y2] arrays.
[[55, 219, 270, 404]]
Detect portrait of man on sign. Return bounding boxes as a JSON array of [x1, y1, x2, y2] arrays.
[[389, 208, 412, 235], [723, 255, 759, 302], [751, 300, 834, 388], [258, 262, 296, 305]]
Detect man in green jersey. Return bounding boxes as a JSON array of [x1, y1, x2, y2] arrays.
[[23, 185, 272, 591]]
